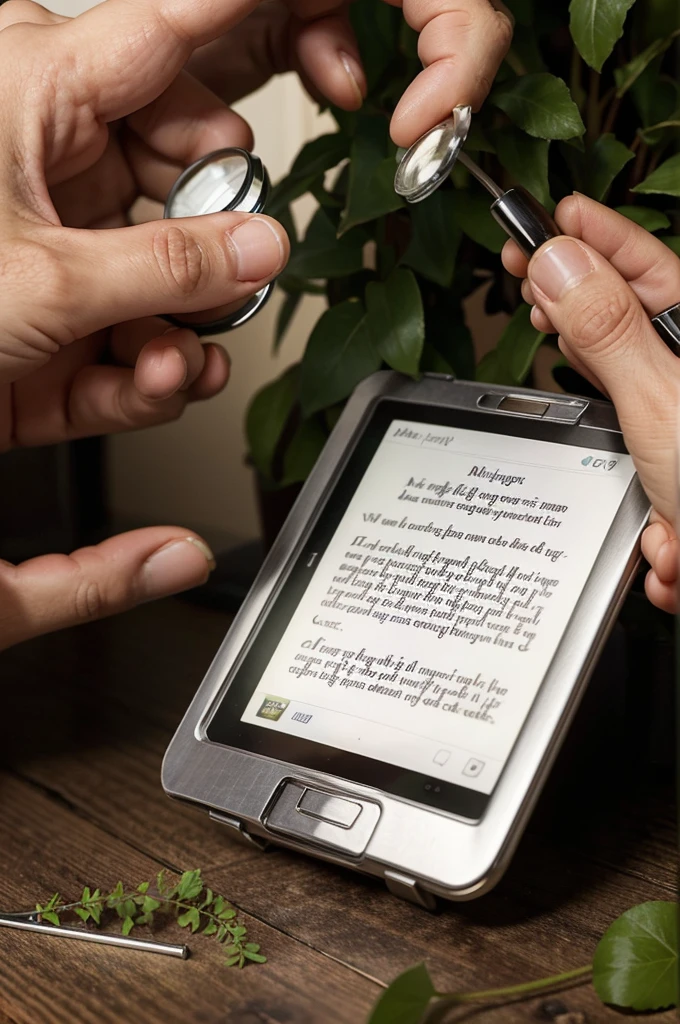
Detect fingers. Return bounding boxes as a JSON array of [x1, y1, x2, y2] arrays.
[[60, 0, 263, 123], [5, 213, 288, 369], [131, 329, 231, 401], [644, 570, 677, 615], [525, 234, 680, 522], [551, 195, 680, 315], [127, 70, 254, 168], [0, 528, 215, 650], [294, 12, 366, 109], [641, 513, 678, 584], [389, 0, 513, 146]]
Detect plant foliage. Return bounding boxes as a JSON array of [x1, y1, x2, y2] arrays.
[[34, 869, 264, 968]]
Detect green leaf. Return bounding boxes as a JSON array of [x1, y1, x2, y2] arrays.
[[121, 916, 135, 937], [203, 921, 218, 936], [584, 134, 634, 201], [492, 127, 552, 206], [225, 954, 243, 968], [269, 133, 349, 215], [41, 911, 61, 926], [662, 236, 680, 257], [367, 963, 436, 1024], [476, 304, 545, 385], [614, 30, 680, 96], [402, 191, 461, 288], [569, 0, 637, 71], [88, 903, 102, 926], [592, 901, 678, 1011], [633, 154, 680, 197], [450, 190, 506, 253], [274, 291, 301, 351], [630, 63, 680, 131], [246, 366, 298, 479], [339, 115, 403, 234], [365, 269, 424, 377], [280, 416, 328, 486], [615, 206, 671, 231], [74, 908, 90, 923], [287, 208, 366, 280], [242, 951, 268, 963], [218, 908, 237, 921], [82, 887, 91, 903], [244, 943, 261, 953], [142, 896, 161, 914], [177, 870, 203, 902], [177, 907, 201, 933], [300, 299, 381, 417], [136, 882, 149, 895], [350, 0, 400, 93], [212, 896, 225, 916], [492, 74, 585, 140]]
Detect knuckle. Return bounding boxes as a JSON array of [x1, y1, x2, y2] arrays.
[[151, 225, 207, 298], [569, 288, 642, 353], [493, 9, 514, 51], [73, 576, 104, 623]]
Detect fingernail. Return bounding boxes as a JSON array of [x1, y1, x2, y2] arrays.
[[229, 218, 284, 282], [142, 537, 216, 600], [529, 238, 595, 303], [339, 50, 365, 104]]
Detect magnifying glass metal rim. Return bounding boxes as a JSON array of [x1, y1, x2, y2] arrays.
[[394, 105, 472, 204], [164, 147, 269, 220], [162, 147, 273, 334], [162, 280, 276, 337]]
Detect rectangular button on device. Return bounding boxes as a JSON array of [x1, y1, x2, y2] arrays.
[[297, 788, 362, 829], [265, 781, 380, 856]]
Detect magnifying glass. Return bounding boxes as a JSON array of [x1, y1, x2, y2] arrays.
[[394, 107, 680, 350], [162, 148, 275, 335], [394, 105, 559, 259]]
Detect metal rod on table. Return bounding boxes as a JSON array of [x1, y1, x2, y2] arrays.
[[0, 914, 189, 958]]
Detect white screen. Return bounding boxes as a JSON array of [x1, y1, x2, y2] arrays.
[[241, 421, 636, 795]]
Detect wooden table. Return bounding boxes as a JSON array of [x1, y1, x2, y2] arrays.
[[0, 597, 675, 1024]]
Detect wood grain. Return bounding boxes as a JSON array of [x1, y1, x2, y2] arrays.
[[0, 597, 675, 1024]]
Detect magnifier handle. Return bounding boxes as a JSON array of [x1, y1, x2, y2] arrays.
[[490, 186, 560, 260]]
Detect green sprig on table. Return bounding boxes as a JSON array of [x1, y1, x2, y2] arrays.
[[35, 869, 265, 969], [368, 901, 678, 1022]]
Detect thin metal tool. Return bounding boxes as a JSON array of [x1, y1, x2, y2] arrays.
[[0, 913, 189, 958], [395, 105, 680, 352]]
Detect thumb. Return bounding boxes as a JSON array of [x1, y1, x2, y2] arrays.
[[0, 528, 215, 651], [13, 212, 287, 353], [527, 235, 679, 522]]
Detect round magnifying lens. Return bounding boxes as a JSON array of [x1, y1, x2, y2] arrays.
[[163, 148, 273, 335], [394, 105, 472, 203]]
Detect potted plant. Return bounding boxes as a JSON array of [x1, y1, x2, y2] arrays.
[[246, 0, 679, 548]]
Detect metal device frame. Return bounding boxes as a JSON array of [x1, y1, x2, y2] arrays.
[[162, 373, 649, 905]]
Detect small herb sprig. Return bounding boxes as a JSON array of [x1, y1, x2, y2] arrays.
[[34, 868, 265, 968]]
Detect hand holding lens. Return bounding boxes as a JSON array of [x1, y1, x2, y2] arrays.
[[394, 106, 680, 351], [162, 148, 275, 335]]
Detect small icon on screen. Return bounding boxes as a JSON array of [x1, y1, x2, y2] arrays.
[[256, 695, 289, 722], [433, 749, 451, 766], [463, 758, 485, 778]]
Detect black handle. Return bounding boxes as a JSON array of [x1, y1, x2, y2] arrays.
[[490, 186, 560, 259]]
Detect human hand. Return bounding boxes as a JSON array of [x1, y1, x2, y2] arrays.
[[502, 194, 680, 613], [189, 0, 514, 146], [0, 0, 298, 650]]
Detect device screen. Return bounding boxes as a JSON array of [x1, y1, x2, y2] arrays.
[[207, 400, 636, 819]]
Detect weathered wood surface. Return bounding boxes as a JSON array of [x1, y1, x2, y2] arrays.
[[0, 598, 675, 1023]]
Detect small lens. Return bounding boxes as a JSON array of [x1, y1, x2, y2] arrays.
[[168, 152, 251, 218]]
